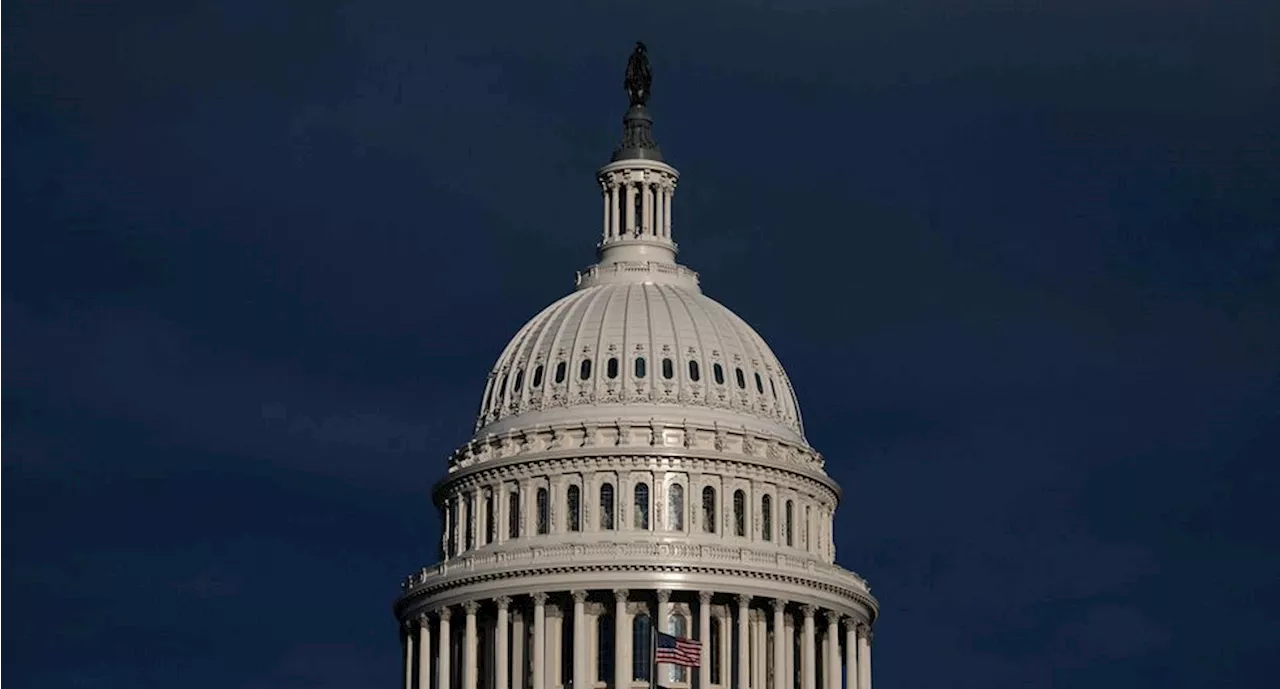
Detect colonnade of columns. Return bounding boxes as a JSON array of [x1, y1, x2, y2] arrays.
[[600, 176, 674, 243], [401, 589, 872, 689]]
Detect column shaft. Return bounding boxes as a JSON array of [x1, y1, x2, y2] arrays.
[[802, 609, 815, 689], [439, 610, 453, 689], [573, 592, 587, 689], [856, 631, 871, 689], [825, 617, 839, 689], [602, 184, 611, 244], [614, 591, 629, 689], [532, 596, 546, 689], [497, 599, 511, 689], [663, 187, 672, 238], [642, 182, 653, 235], [698, 593, 712, 689], [418, 617, 432, 689], [464, 603, 479, 689], [658, 590, 672, 684], [625, 184, 636, 235], [843, 624, 857, 689], [513, 614, 526, 689], [736, 597, 750, 689], [771, 602, 786, 689]]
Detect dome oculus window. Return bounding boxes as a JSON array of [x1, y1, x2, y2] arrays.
[[607, 357, 619, 379], [555, 362, 567, 384], [635, 356, 647, 379], [713, 363, 725, 385], [735, 367, 746, 389], [580, 358, 593, 381], [662, 358, 674, 379], [688, 360, 701, 382]]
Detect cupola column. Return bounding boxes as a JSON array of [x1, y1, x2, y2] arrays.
[[801, 606, 816, 689], [698, 591, 713, 689], [417, 614, 432, 689], [663, 183, 673, 238], [771, 600, 787, 689], [825, 613, 839, 689], [531, 593, 548, 689], [438, 607, 453, 689], [512, 612, 526, 689], [614, 590, 630, 689], [403, 621, 415, 689], [496, 597, 511, 689], [856, 624, 872, 689], [572, 591, 588, 689], [463, 602, 479, 689], [736, 595, 751, 689]]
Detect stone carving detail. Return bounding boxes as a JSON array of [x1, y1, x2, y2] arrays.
[[714, 424, 727, 451], [614, 588, 629, 603], [656, 589, 671, 604], [649, 418, 662, 446], [741, 428, 756, 455]]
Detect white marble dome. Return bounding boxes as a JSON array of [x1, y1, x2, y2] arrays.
[[475, 281, 806, 446]]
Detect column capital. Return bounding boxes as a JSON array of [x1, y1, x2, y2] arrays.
[[532, 591, 549, 605], [824, 611, 841, 626], [463, 600, 480, 615], [613, 588, 629, 603], [495, 595, 512, 611], [698, 590, 714, 604], [438, 606, 453, 621], [736, 593, 752, 608], [416, 612, 431, 627], [801, 604, 817, 619], [572, 590, 588, 604], [402, 618, 415, 632], [770, 598, 787, 613], [843, 617, 858, 632], [657, 589, 671, 604], [856, 622, 872, 640]]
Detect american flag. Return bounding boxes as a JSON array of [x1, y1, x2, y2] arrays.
[[654, 631, 701, 667]]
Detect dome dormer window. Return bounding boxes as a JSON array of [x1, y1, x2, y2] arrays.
[[635, 356, 647, 378], [735, 367, 746, 389], [713, 363, 725, 385], [688, 360, 701, 382], [580, 359, 593, 381], [607, 357, 619, 379], [662, 357, 674, 379], [532, 364, 544, 388], [555, 361, 567, 384]]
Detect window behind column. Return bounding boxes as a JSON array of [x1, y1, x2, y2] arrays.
[[567, 485, 582, 532], [702, 486, 717, 533], [600, 482, 616, 530], [597, 614, 614, 682], [632, 614, 652, 681], [761, 495, 772, 542], [710, 617, 722, 684], [634, 483, 650, 530], [733, 490, 746, 537], [536, 487, 549, 535], [668, 614, 688, 682], [784, 500, 793, 547], [668, 483, 684, 531], [508, 489, 520, 538]]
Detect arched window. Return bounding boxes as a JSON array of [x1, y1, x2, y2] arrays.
[[713, 363, 725, 385], [447, 498, 459, 556], [735, 367, 746, 389], [580, 358, 593, 381], [513, 369, 524, 392], [755, 372, 764, 393], [785, 500, 794, 546], [632, 614, 652, 681], [667, 483, 684, 531], [485, 491, 496, 544], [532, 364, 544, 388], [567, 485, 582, 532], [668, 614, 689, 682], [803, 505, 811, 548], [634, 483, 650, 530], [555, 361, 567, 384], [710, 618, 723, 684], [508, 490, 520, 538], [761, 494, 773, 541], [536, 487, 549, 535], [600, 482, 615, 530], [635, 357, 647, 378], [662, 358, 674, 379], [689, 360, 701, 382], [702, 486, 717, 533], [733, 490, 746, 537], [597, 614, 614, 681], [465, 493, 476, 550], [607, 357, 619, 379]]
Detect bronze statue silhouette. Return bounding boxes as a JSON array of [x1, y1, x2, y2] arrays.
[[624, 41, 652, 106]]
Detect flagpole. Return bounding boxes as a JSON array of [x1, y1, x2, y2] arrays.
[[650, 622, 658, 689]]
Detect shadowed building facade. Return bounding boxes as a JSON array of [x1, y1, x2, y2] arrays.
[[394, 43, 878, 689]]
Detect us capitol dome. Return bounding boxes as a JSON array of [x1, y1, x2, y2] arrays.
[[395, 42, 878, 689]]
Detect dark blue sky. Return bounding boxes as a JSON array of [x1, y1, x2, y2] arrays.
[[6, 1, 1279, 687]]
